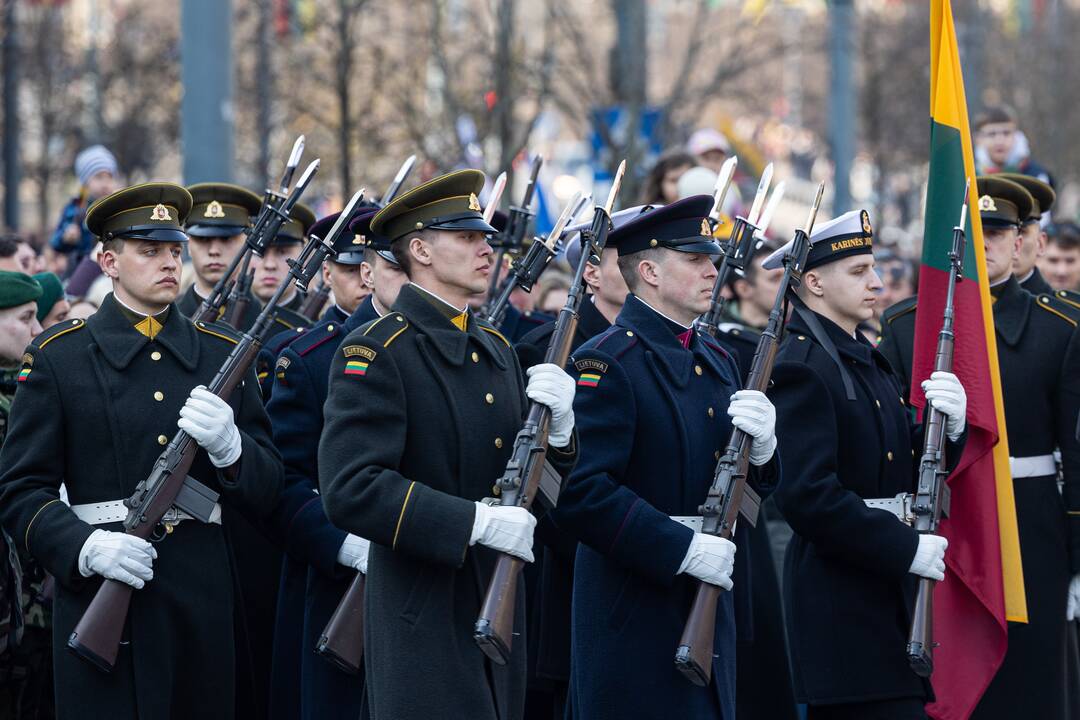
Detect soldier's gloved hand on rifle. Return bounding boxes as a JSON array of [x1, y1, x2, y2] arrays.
[[337, 534, 371, 574], [78, 529, 158, 589], [1067, 575, 1080, 621], [678, 533, 736, 590], [470, 502, 537, 562], [921, 371, 967, 440], [525, 363, 575, 447], [908, 534, 948, 581], [178, 386, 243, 468], [727, 389, 777, 465]]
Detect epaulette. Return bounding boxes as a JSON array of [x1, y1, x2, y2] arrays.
[[193, 319, 241, 345], [479, 324, 511, 348], [33, 317, 86, 349], [362, 312, 410, 348], [295, 321, 343, 357], [1034, 294, 1078, 327], [1054, 289, 1080, 312], [592, 326, 638, 360], [269, 326, 307, 354], [882, 296, 917, 325]]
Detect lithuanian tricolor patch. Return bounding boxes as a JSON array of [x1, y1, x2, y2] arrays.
[[17, 367, 31, 382], [344, 360, 369, 376], [577, 372, 601, 388]]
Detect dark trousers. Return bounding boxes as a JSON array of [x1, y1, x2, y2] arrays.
[[807, 698, 926, 720]]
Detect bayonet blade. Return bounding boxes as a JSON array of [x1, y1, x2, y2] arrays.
[[709, 156, 739, 222], [958, 178, 971, 230], [753, 181, 785, 240], [322, 188, 367, 243], [746, 163, 774, 227], [803, 183, 825, 236], [382, 155, 417, 206], [546, 191, 584, 250], [484, 172, 508, 224], [279, 135, 305, 194], [603, 160, 627, 215]]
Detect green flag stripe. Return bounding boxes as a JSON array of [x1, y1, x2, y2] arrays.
[[923, 118, 982, 280]]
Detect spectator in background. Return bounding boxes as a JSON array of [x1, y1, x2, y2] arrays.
[[641, 149, 696, 205], [49, 145, 119, 272], [66, 300, 98, 321], [33, 272, 69, 330], [536, 271, 571, 315], [974, 104, 1054, 187], [1041, 222, 1080, 293], [687, 127, 732, 175], [0, 235, 35, 274]]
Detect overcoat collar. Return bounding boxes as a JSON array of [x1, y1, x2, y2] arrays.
[[88, 293, 200, 371]]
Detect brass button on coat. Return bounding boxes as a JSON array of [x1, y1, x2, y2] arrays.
[[157, 434, 168, 445], [695, 365, 703, 376], [151, 351, 162, 361], [153, 391, 164, 402], [707, 407, 715, 418], [494, 437, 503, 449], [471, 352, 479, 363], [485, 393, 494, 404], [887, 451, 894, 461]]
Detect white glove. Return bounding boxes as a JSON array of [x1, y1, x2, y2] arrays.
[[1067, 575, 1080, 621], [336, 534, 371, 574], [178, 385, 243, 468], [470, 501, 536, 563], [78, 529, 157, 589], [908, 534, 948, 581], [526, 363, 575, 447], [922, 371, 966, 441], [727, 389, 777, 466], [678, 532, 736, 590]]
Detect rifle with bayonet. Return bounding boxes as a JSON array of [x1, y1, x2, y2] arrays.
[[906, 181, 969, 678], [196, 136, 312, 324], [66, 187, 371, 678], [484, 156, 543, 309], [484, 192, 591, 329], [473, 160, 627, 665], [675, 183, 824, 686], [696, 161, 779, 337], [379, 154, 417, 207]]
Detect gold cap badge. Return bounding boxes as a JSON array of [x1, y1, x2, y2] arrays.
[[204, 200, 225, 219], [700, 218, 712, 237], [150, 204, 172, 222], [860, 209, 873, 236], [352, 234, 366, 245], [468, 193, 482, 212], [978, 195, 997, 212]]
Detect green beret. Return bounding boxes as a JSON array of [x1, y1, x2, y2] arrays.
[[32, 272, 63, 321], [86, 182, 193, 243], [0, 271, 43, 310], [186, 183, 263, 237], [371, 169, 497, 242], [976, 176, 1034, 228]]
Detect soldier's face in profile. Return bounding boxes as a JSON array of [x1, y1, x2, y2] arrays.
[[425, 230, 493, 295], [1013, 222, 1045, 277], [0, 301, 42, 363], [647, 249, 718, 321], [983, 225, 1021, 285], [102, 240, 183, 311], [325, 260, 368, 315], [188, 234, 246, 287], [814, 255, 882, 329], [368, 256, 408, 311]]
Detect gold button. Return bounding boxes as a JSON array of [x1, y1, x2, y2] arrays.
[[153, 391, 164, 402], [650, 239, 658, 247], [887, 451, 894, 461], [157, 435, 168, 445], [151, 351, 162, 361], [715, 450, 721, 460], [494, 437, 503, 449], [707, 407, 715, 418], [471, 352, 479, 363], [695, 365, 703, 376], [327, 324, 335, 332], [875, 399, 881, 409], [797, 335, 806, 341], [492, 485, 501, 496], [1040, 297, 1049, 304], [912, 449, 916, 457], [396, 316, 404, 322], [626, 331, 634, 337], [485, 393, 494, 404]]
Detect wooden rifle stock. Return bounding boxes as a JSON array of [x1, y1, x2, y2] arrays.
[[473, 162, 625, 665], [316, 571, 366, 674], [906, 184, 968, 677], [300, 279, 331, 321], [675, 184, 823, 686]]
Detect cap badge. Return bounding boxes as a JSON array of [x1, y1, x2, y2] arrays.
[[468, 193, 482, 212], [860, 209, 873, 236], [150, 204, 172, 222], [353, 234, 366, 245], [700, 218, 712, 237], [204, 200, 225, 219], [979, 195, 997, 212]]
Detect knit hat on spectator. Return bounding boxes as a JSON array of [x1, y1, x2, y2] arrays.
[[75, 145, 118, 187], [32, 272, 64, 321], [0, 271, 42, 309]]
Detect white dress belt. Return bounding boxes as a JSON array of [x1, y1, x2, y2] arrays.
[[1009, 454, 1057, 478], [70, 500, 222, 526]]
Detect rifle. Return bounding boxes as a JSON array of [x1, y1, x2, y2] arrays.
[[300, 278, 331, 321], [906, 181, 969, 677], [675, 183, 824, 686], [195, 136, 309, 324], [473, 160, 627, 666], [65, 189, 371, 677], [484, 192, 592, 329], [695, 162, 775, 337], [484, 155, 543, 309]]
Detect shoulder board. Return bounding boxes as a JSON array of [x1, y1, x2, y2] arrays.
[[362, 312, 410, 347], [33, 317, 86, 349], [1054, 289, 1080, 312], [882, 296, 917, 324], [479, 325, 511, 348], [593, 326, 638, 360], [194, 320, 241, 345], [292, 321, 343, 357], [1034, 294, 1078, 327], [270, 326, 307, 354], [778, 330, 814, 363], [701, 336, 734, 361]]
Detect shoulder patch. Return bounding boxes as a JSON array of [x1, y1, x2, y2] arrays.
[[362, 313, 410, 347], [574, 358, 608, 374], [34, 318, 85, 349], [479, 325, 511, 348], [274, 355, 291, 383], [1035, 294, 1078, 327], [194, 320, 240, 345], [342, 344, 377, 362]]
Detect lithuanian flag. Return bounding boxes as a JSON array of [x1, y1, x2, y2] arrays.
[[912, 2, 1026, 717]]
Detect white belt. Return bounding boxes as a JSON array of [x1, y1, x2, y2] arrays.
[[71, 500, 222, 526], [671, 516, 704, 533], [1010, 454, 1057, 478], [864, 493, 915, 525]]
